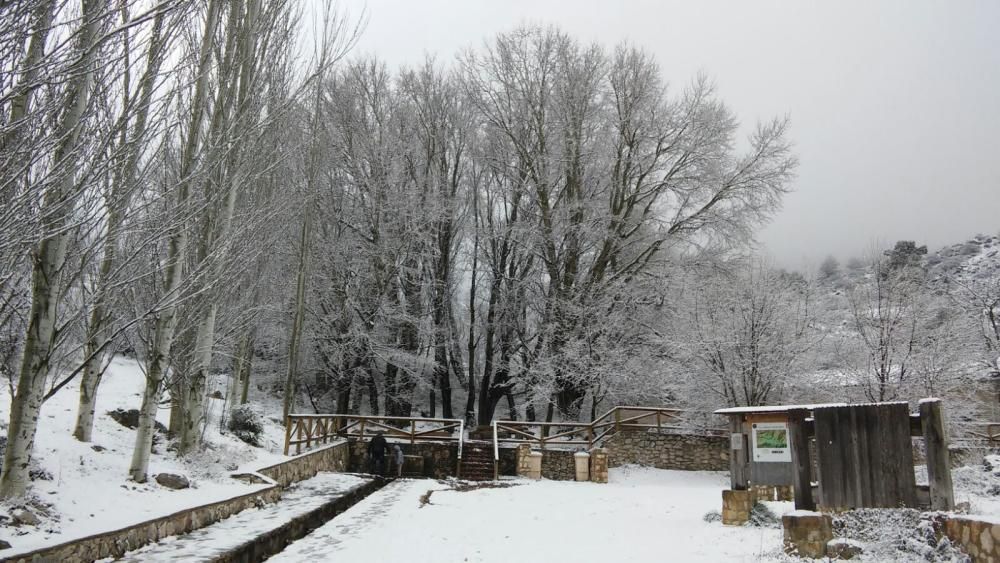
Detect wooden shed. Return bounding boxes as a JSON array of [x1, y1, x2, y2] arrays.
[[717, 400, 955, 512]]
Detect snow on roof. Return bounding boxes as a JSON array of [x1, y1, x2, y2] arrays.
[[713, 403, 848, 415], [714, 400, 927, 416]]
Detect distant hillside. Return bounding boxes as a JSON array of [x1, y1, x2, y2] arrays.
[[927, 233, 1000, 285]]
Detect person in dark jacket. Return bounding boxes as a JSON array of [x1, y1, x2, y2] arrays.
[[367, 432, 388, 475]]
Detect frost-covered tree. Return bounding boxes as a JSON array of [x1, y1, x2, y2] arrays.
[[670, 258, 820, 409]]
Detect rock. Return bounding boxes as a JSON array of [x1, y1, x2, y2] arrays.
[[827, 538, 864, 560], [12, 508, 39, 526], [91, 445, 106, 452], [108, 409, 168, 433], [209, 390, 224, 400], [0, 539, 10, 549], [155, 473, 190, 490]]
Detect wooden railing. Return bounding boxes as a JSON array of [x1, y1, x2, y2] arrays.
[[284, 413, 464, 456], [951, 421, 1000, 446], [492, 406, 725, 451]]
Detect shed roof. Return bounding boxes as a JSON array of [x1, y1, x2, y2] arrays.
[[713, 403, 848, 416]]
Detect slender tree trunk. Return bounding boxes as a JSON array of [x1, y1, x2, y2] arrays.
[[0, 0, 105, 499], [129, 0, 221, 482], [238, 334, 254, 404], [178, 303, 216, 453], [74, 7, 167, 442], [283, 202, 310, 421], [0, 0, 55, 155], [464, 215, 478, 426]]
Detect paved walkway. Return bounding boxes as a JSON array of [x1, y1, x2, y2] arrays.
[[114, 472, 371, 562], [269, 479, 433, 562]]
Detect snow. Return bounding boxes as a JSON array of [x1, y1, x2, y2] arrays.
[[270, 466, 790, 562], [714, 403, 848, 415], [0, 356, 291, 556], [112, 472, 371, 562]]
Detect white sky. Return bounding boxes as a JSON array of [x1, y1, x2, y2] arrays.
[[338, 0, 1000, 267]]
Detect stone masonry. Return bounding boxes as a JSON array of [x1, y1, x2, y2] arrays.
[[540, 449, 576, 481], [8, 440, 353, 563], [722, 489, 753, 526], [603, 428, 729, 471], [782, 511, 834, 559], [347, 440, 457, 479], [942, 515, 1000, 562], [258, 441, 350, 487], [590, 448, 609, 483]]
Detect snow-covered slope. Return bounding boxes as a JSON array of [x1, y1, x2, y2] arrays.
[[0, 356, 286, 555]]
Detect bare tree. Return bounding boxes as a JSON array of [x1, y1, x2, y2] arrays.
[[1, 0, 111, 499], [673, 258, 820, 408]]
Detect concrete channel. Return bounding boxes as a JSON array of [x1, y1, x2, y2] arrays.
[[116, 473, 390, 562]]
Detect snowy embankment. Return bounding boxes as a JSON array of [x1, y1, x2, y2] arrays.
[[271, 467, 789, 563], [0, 356, 288, 555]]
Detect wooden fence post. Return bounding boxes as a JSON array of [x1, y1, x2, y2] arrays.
[[788, 408, 815, 511], [920, 399, 955, 511], [728, 415, 748, 491]]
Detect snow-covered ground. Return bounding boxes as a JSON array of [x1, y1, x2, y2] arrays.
[[271, 467, 790, 562], [0, 356, 289, 555]]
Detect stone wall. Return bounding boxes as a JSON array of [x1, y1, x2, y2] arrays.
[[258, 441, 350, 487], [497, 446, 517, 476], [604, 429, 729, 471], [942, 515, 1000, 562], [347, 440, 458, 479], [4, 485, 282, 563], [540, 449, 577, 481], [7, 440, 357, 562]]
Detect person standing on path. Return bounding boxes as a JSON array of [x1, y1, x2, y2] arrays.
[[393, 444, 404, 477], [367, 432, 388, 476]]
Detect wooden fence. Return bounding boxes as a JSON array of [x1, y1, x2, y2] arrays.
[[492, 406, 725, 451], [284, 413, 463, 456], [951, 421, 1000, 446]]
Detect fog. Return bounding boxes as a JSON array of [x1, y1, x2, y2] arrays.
[[347, 0, 1000, 267]]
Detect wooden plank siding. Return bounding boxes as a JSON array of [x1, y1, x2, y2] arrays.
[[814, 403, 917, 510]]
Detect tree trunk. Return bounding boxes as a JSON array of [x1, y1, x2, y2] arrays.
[[238, 335, 254, 405], [73, 7, 167, 442], [178, 303, 216, 453], [129, 0, 221, 482], [0, 0, 104, 499]]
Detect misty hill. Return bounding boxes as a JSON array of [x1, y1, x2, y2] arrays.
[[927, 233, 1000, 286]]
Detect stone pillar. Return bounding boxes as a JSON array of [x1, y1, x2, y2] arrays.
[[722, 489, 753, 526], [574, 452, 590, 481], [516, 444, 532, 478], [526, 451, 542, 480], [589, 448, 609, 484], [782, 511, 834, 559]]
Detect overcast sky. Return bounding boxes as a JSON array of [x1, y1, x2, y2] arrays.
[[344, 0, 1000, 268]]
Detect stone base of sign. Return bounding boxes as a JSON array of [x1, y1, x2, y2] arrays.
[[751, 484, 793, 502], [722, 489, 753, 525], [782, 511, 834, 559]]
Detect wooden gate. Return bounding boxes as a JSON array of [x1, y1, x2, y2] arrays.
[[813, 403, 918, 510]]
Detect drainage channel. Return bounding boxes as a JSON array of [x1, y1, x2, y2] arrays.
[[113, 473, 390, 562]]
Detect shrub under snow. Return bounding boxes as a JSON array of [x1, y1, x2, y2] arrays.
[[227, 405, 264, 447]]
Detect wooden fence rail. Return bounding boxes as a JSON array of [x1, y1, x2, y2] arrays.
[[493, 406, 726, 451], [950, 421, 1000, 446], [284, 413, 463, 456]]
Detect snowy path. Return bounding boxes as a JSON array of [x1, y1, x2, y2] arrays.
[[271, 467, 787, 562], [112, 472, 371, 562]]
